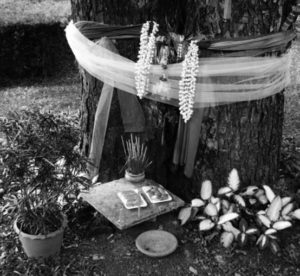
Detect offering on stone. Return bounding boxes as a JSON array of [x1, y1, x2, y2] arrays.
[[142, 186, 172, 203], [117, 190, 147, 209]]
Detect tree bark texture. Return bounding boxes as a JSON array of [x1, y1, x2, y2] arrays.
[[70, 0, 295, 199]]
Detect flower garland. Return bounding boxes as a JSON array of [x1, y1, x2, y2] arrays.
[[135, 21, 159, 99], [179, 40, 199, 123], [177, 35, 185, 61], [135, 23, 199, 121]]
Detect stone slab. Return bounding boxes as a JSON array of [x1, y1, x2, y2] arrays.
[[79, 178, 185, 230]]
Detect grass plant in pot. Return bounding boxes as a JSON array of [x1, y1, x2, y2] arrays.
[[121, 135, 152, 183], [0, 109, 87, 258]]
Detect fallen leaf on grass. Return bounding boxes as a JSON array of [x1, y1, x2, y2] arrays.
[[63, 244, 78, 249], [107, 234, 114, 240], [92, 254, 105, 261], [205, 231, 219, 242], [189, 266, 198, 275], [0, 251, 6, 257], [215, 254, 226, 265], [0, 232, 12, 238]]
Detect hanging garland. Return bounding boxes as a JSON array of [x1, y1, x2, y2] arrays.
[[178, 41, 199, 123], [135, 21, 159, 99], [135, 22, 201, 122]]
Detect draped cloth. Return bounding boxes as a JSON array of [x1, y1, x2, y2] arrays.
[[65, 21, 294, 178]]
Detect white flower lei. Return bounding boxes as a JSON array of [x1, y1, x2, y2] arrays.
[[135, 21, 159, 99], [178, 40, 199, 123], [177, 35, 185, 61]]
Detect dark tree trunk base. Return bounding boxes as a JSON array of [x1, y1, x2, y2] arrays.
[[194, 93, 284, 190]]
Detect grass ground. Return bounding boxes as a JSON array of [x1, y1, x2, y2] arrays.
[[0, 73, 81, 117], [0, 0, 70, 26]]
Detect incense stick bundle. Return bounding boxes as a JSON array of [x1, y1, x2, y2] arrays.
[[121, 135, 152, 174]]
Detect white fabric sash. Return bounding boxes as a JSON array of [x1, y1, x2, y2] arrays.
[[65, 21, 291, 109]]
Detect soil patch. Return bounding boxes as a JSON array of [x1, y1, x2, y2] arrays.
[[2, 210, 300, 276]]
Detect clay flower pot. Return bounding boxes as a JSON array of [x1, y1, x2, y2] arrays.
[[14, 214, 67, 258], [125, 170, 145, 183]]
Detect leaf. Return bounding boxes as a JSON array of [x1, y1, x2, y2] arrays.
[[221, 199, 230, 213], [220, 231, 234, 248], [239, 218, 248, 232], [210, 196, 219, 204], [218, 187, 232, 196], [191, 198, 205, 207], [199, 219, 215, 231], [218, 213, 239, 225], [266, 196, 282, 222], [205, 231, 219, 242], [201, 180, 212, 200], [257, 210, 266, 215], [55, 156, 66, 167], [255, 189, 265, 197], [256, 234, 268, 250], [257, 195, 268, 205], [234, 195, 246, 208], [281, 203, 294, 216], [204, 203, 218, 217], [211, 197, 221, 211], [282, 215, 292, 221], [249, 198, 257, 205], [190, 207, 200, 220], [245, 228, 259, 235], [77, 171, 90, 179], [257, 214, 271, 228], [281, 197, 292, 207], [92, 174, 99, 184], [291, 209, 300, 219], [222, 222, 240, 238], [265, 228, 277, 235], [178, 207, 192, 225], [241, 186, 259, 196], [228, 203, 236, 214], [195, 215, 206, 221], [228, 168, 240, 191], [272, 221, 292, 231], [237, 232, 248, 247], [269, 240, 280, 255], [263, 185, 276, 203], [189, 266, 198, 275]]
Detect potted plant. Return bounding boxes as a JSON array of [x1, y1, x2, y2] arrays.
[[121, 135, 152, 183], [0, 110, 87, 258]]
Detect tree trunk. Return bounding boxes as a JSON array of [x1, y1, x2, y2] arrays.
[[70, 0, 294, 199]]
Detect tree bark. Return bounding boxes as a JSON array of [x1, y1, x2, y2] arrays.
[[70, 0, 294, 198]]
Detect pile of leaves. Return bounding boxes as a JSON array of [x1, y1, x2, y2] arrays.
[[179, 169, 300, 254]]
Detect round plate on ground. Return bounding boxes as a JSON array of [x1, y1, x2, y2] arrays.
[[135, 230, 178, 257]]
